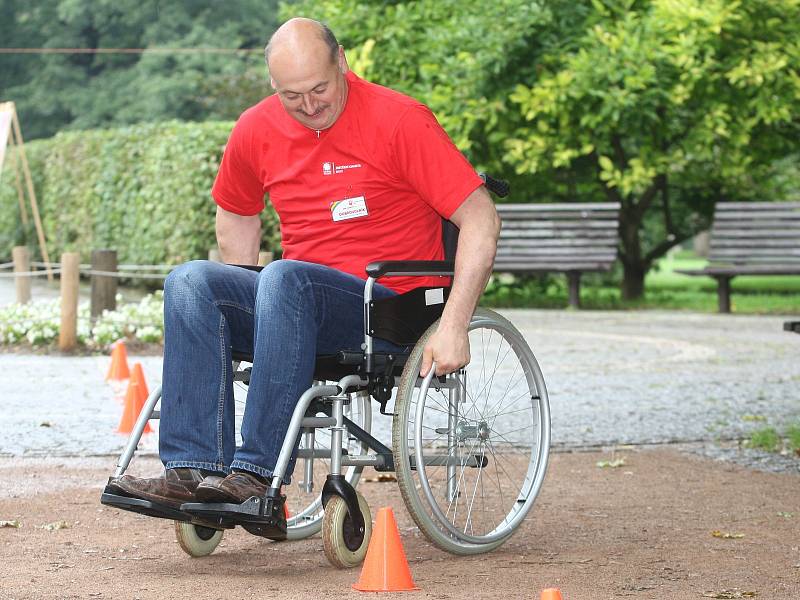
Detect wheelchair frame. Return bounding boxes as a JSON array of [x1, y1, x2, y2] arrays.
[[102, 174, 551, 566]]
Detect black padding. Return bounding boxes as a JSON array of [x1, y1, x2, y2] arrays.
[[442, 220, 459, 260], [369, 286, 450, 346], [479, 172, 511, 198], [228, 263, 264, 272], [365, 260, 454, 278]]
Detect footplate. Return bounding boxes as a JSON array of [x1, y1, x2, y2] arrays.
[[101, 488, 191, 522], [100, 480, 233, 530], [181, 495, 287, 540]]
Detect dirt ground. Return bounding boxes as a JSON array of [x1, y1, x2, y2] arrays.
[[1, 448, 798, 600]]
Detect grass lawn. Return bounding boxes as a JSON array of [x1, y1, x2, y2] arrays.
[[643, 252, 800, 313], [483, 250, 800, 314]]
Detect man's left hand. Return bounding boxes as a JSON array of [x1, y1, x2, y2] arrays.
[[420, 323, 470, 377]]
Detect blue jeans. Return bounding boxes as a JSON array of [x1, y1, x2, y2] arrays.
[[158, 259, 401, 484]]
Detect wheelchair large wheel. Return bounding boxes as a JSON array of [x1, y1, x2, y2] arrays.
[[392, 308, 550, 555], [232, 363, 371, 541]]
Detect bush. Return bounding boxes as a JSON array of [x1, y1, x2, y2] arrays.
[[0, 121, 280, 265], [0, 292, 165, 350]]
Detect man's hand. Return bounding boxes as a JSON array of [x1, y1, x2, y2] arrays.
[[420, 322, 470, 377]]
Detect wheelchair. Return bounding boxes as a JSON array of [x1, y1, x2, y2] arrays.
[[101, 174, 551, 568]]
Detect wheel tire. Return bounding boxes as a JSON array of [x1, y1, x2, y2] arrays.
[[321, 492, 372, 569], [392, 308, 551, 555], [174, 521, 224, 557]]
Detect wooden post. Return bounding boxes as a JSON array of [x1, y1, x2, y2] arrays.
[[12, 245, 30, 304], [566, 271, 582, 309], [208, 248, 222, 263], [258, 251, 273, 266], [59, 252, 80, 351], [90, 249, 117, 318]]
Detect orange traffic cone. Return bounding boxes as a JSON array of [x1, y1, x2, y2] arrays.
[[540, 589, 563, 600], [352, 507, 419, 592], [106, 340, 131, 381], [117, 363, 152, 434]]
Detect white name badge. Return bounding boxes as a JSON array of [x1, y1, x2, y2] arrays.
[[331, 195, 369, 222]]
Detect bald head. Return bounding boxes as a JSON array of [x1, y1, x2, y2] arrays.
[[265, 18, 350, 131], [265, 18, 339, 68]]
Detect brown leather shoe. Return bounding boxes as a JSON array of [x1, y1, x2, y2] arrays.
[[195, 471, 267, 504], [113, 468, 209, 509]]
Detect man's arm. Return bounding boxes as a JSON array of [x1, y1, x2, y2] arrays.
[[419, 185, 501, 377], [215, 206, 262, 265]]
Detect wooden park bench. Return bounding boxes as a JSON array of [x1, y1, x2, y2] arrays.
[[494, 203, 620, 308], [676, 202, 800, 313]]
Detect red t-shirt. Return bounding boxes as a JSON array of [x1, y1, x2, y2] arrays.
[[211, 71, 483, 293]]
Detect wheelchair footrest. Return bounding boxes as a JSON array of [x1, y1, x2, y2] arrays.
[[100, 485, 235, 530], [101, 488, 191, 522], [180, 496, 287, 540]]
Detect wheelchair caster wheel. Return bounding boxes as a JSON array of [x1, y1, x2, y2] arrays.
[[322, 491, 371, 569], [174, 521, 224, 557]]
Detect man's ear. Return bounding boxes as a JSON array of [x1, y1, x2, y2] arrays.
[[338, 45, 350, 74], [269, 77, 277, 90]]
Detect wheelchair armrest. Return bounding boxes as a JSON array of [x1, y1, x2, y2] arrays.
[[365, 260, 454, 278]]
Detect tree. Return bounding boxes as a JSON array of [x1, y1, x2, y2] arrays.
[[506, 0, 800, 298], [0, 0, 279, 139], [281, 0, 553, 175]]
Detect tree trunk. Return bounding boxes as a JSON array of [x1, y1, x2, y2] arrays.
[[618, 202, 648, 301], [621, 261, 646, 300]]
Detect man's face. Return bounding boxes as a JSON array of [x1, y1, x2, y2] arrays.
[[270, 47, 349, 131]]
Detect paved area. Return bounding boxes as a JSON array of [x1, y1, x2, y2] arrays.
[[1, 309, 798, 470]]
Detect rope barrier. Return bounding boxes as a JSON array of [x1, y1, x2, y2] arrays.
[[0, 269, 64, 278], [17, 261, 172, 279], [1, 270, 168, 280], [30, 261, 65, 268], [30, 261, 178, 270], [118, 264, 177, 270], [80, 269, 169, 280], [0, 261, 15, 270]]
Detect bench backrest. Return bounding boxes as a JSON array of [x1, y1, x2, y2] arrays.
[[708, 202, 800, 267], [494, 203, 620, 273]]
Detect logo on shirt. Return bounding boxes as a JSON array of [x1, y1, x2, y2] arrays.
[[322, 161, 363, 176]]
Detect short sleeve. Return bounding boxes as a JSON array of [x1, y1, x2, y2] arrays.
[[391, 105, 483, 219], [211, 118, 266, 216]]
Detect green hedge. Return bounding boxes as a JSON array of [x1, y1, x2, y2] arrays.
[[0, 121, 280, 265]]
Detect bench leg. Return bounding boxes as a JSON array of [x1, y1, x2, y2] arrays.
[[716, 276, 732, 313], [567, 272, 581, 309]]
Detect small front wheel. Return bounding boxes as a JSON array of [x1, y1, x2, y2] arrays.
[[174, 521, 224, 557], [322, 492, 372, 568]]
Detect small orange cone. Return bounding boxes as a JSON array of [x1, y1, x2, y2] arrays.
[[106, 340, 131, 381], [352, 507, 419, 592], [117, 363, 152, 434], [540, 589, 563, 600]]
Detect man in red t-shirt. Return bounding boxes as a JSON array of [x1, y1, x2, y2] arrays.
[[114, 18, 500, 515]]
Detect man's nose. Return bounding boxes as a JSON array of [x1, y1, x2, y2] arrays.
[[301, 94, 316, 114]]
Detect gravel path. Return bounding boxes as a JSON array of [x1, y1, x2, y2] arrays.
[[2, 309, 798, 469]]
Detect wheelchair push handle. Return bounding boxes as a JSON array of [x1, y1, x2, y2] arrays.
[[479, 173, 510, 198]]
